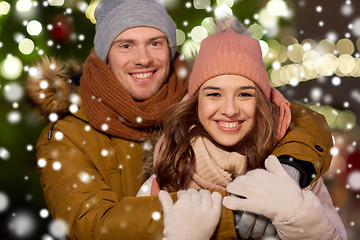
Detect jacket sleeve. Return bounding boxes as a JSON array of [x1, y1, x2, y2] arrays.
[[273, 178, 347, 240], [272, 103, 333, 185], [36, 122, 237, 240]]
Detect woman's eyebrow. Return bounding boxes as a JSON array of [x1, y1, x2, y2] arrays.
[[202, 86, 255, 91], [202, 86, 220, 91]]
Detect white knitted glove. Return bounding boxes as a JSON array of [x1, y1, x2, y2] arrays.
[[223, 155, 304, 223], [232, 163, 300, 238], [159, 189, 222, 240]]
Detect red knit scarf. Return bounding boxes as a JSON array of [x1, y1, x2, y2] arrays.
[[80, 49, 188, 141]]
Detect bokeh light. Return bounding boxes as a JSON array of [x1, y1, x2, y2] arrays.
[[190, 26, 208, 43], [249, 23, 264, 40], [48, 0, 65, 7], [3, 82, 24, 102], [8, 211, 36, 238], [0, 55, 23, 80], [214, 3, 233, 19], [181, 39, 200, 60], [26, 20, 43, 36], [7, 111, 21, 124], [338, 54, 355, 75], [0, 147, 11, 160], [39, 209, 49, 219], [0, 192, 10, 213], [16, 0, 32, 12], [48, 219, 68, 239], [217, 0, 234, 8], [0, 1, 11, 15], [336, 38, 355, 55], [351, 18, 360, 37], [201, 17, 215, 34], [18, 38, 35, 55], [347, 171, 360, 191], [266, 0, 289, 17], [194, 0, 211, 9]]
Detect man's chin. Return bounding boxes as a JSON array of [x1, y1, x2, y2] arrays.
[[132, 91, 157, 102]]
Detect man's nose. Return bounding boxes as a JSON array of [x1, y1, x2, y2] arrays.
[[134, 46, 153, 66]]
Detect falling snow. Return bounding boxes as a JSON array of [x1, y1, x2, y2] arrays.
[[152, 211, 161, 221], [0, 192, 10, 213], [8, 212, 36, 237]]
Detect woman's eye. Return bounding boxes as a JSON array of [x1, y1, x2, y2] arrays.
[[207, 92, 220, 97], [239, 92, 253, 97]]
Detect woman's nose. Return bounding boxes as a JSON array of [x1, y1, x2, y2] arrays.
[[221, 98, 239, 117]]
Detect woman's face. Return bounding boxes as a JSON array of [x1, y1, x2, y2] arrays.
[[197, 75, 257, 147]]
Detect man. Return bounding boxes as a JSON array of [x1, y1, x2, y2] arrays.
[[27, 0, 333, 239]]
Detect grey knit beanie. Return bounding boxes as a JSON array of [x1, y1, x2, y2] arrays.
[[94, 0, 177, 63]]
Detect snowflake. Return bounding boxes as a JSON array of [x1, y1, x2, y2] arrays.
[[54, 131, 64, 140], [49, 219, 68, 239], [39, 209, 49, 219], [52, 161, 62, 171], [152, 211, 161, 221], [101, 149, 108, 157], [0, 192, 10, 213]]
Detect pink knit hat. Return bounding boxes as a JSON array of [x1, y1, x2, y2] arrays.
[[188, 22, 291, 140]]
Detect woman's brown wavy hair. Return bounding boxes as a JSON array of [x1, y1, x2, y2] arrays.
[[154, 84, 281, 192]]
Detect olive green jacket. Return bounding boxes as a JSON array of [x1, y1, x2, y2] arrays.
[[36, 97, 332, 239]]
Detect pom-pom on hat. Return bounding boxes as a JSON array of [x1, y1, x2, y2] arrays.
[[188, 16, 291, 140], [94, 0, 177, 63]]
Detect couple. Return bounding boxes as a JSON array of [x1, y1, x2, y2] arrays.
[[27, 0, 346, 239]]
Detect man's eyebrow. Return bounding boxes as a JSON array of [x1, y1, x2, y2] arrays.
[[150, 36, 168, 41], [112, 39, 135, 46], [112, 36, 167, 46]]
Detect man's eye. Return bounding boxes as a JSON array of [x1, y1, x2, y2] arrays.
[[152, 42, 160, 46], [120, 44, 130, 49]]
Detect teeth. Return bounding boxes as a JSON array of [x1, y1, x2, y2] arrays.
[[132, 72, 153, 79], [219, 122, 239, 129]]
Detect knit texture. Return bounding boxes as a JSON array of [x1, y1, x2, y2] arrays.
[[94, 0, 177, 62], [188, 30, 270, 98], [80, 49, 188, 141], [151, 135, 247, 195], [188, 29, 291, 140], [191, 137, 247, 190]]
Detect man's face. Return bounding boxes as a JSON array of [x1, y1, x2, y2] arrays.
[[107, 27, 171, 101]]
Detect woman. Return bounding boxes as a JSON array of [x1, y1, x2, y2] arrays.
[[142, 17, 347, 240]]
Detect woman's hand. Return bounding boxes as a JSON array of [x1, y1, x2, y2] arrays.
[[223, 155, 304, 223], [159, 189, 222, 240]]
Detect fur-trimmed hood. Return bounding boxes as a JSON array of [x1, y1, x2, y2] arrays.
[[25, 57, 83, 119]]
